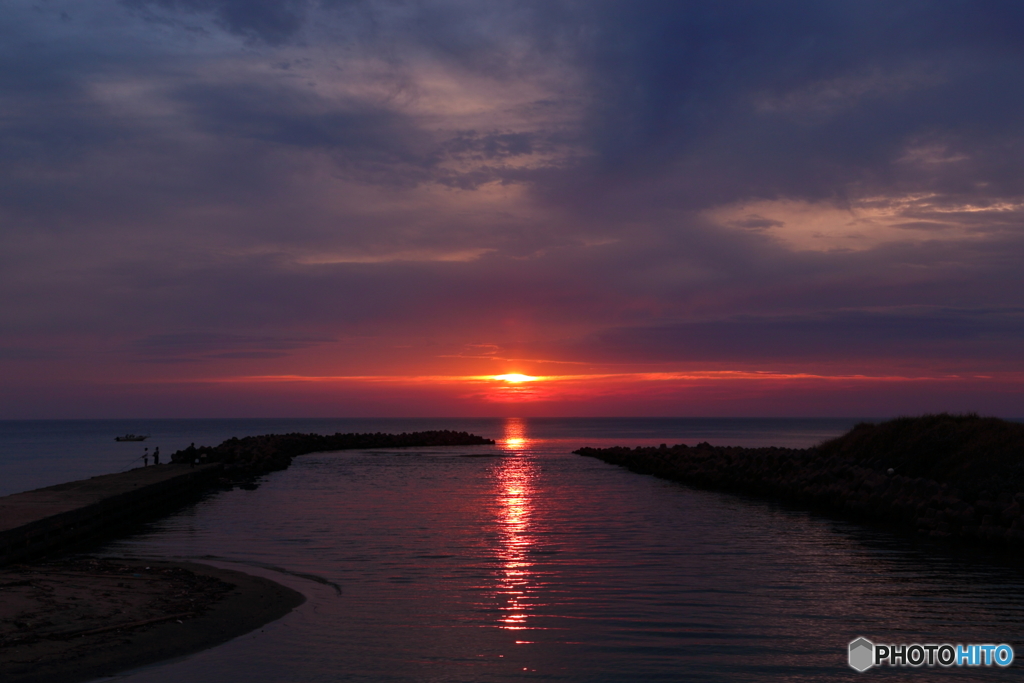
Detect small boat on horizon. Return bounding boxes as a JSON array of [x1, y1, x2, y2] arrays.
[[114, 434, 149, 442]]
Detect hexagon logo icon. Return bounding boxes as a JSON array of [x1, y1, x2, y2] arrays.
[[849, 637, 874, 672]]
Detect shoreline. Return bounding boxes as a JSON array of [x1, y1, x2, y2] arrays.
[[0, 557, 305, 683], [0, 430, 495, 681]]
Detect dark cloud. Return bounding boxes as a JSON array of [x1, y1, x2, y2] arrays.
[[726, 215, 784, 232], [556, 1, 1024, 207], [173, 81, 443, 186], [14, 2, 1024, 207], [124, 0, 312, 44], [586, 308, 1024, 364], [443, 131, 534, 161], [131, 332, 332, 362]]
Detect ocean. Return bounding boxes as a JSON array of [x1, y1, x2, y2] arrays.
[[2, 418, 1021, 681]]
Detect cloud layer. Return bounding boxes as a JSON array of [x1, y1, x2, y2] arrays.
[[3, 0, 1024, 416]]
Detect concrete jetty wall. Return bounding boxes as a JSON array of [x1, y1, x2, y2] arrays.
[[0, 464, 223, 566], [0, 429, 497, 566]]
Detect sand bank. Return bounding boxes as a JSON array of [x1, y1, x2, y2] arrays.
[[0, 557, 304, 683]]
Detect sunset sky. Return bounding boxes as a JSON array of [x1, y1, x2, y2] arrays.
[[3, 1, 1024, 418]]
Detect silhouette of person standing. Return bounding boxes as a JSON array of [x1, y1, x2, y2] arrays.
[[143, 447, 149, 467], [153, 447, 160, 465]]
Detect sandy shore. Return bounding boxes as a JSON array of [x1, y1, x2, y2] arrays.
[[0, 556, 305, 683]]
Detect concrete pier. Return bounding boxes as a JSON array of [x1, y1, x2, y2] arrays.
[[0, 464, 223, 566]]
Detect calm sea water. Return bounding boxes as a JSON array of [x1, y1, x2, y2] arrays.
[[2, 418, 1022, 681], [0, 418, 853, 498]]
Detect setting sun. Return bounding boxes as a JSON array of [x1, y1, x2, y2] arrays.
[[493, 374, 539, 383]]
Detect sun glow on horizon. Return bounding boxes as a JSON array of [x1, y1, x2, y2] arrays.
[[493, 374, 539, 383]]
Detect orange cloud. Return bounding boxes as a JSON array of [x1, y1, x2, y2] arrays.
[[161, 369, 1024, 408]]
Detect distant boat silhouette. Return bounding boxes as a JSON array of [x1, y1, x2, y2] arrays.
[[114, 434, 149, 442]]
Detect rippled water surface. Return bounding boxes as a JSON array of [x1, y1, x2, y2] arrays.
[[67, 418, 1023, 682]]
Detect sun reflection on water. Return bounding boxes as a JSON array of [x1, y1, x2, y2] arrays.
[[495, 418, 539, 630], [502, 417, 531, 452]]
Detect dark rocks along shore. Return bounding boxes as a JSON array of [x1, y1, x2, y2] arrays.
[[575, 414, 1024, 549], [170, 430, 495, 481]]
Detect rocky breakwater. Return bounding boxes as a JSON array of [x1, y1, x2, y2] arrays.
[[575, 414, 1024, 549], [170, 430, 496, 482]]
